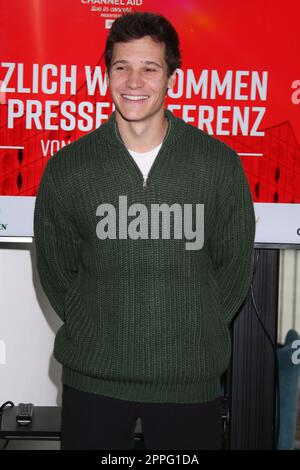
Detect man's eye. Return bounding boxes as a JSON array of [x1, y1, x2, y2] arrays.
[[116, 66, 124, 70], [146, 69, 156, 72]]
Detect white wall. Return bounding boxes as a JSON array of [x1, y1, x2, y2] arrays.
[[0, 240, 62, 406]]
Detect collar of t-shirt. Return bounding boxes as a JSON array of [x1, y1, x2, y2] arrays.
[[127, 142, 163, 179]]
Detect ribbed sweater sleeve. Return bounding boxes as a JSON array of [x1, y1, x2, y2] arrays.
[[33, 160, 81, 321], [210, 153, 256, 325]]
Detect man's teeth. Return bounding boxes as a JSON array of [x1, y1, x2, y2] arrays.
[[122, 95, 149, 101]]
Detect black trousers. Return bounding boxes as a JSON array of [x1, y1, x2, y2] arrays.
[[61, 385, 223, 450]]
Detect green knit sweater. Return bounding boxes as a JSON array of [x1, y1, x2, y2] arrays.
[[34, 108, 256, 403]]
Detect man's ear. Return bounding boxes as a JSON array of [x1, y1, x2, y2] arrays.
[[167, 70, 177, 90]]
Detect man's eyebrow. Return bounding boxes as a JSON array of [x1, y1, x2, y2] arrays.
[[111, 59, 162, 68], [143, 61, 162, 68]]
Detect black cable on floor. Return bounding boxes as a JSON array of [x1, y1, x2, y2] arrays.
[[0, 401, 14, 450]]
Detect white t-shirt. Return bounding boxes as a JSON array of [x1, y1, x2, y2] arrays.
[[127, 142, 162, 180]]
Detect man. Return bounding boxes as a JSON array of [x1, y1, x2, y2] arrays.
[[34, 12, 256, 450]]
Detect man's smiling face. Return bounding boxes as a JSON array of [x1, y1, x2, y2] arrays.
[[108, 35, 176, 124]]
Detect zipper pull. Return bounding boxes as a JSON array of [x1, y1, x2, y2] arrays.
[[143, 176, 147, 189]]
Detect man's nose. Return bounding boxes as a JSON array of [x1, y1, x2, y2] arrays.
[[126, 70, 144, 88]]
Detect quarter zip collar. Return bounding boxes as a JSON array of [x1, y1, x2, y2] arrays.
[[98, 108, 186, 150], [114, 115, 172, 189], [114, 117, 171, 152], [97, 108, 187, 189]]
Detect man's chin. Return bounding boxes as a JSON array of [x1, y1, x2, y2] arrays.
[[114, 105, 165, 124], [115, 108, 149, 123]]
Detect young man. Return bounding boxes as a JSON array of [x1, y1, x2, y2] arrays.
[[34, 12, 256, 450]]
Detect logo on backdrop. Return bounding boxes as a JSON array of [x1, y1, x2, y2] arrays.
[[291, 340, 300, 365], [80, 0, 143, 18], [291, 80, 300, 105]]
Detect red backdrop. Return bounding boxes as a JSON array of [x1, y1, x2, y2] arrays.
[[1, 0, 299, 203]]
